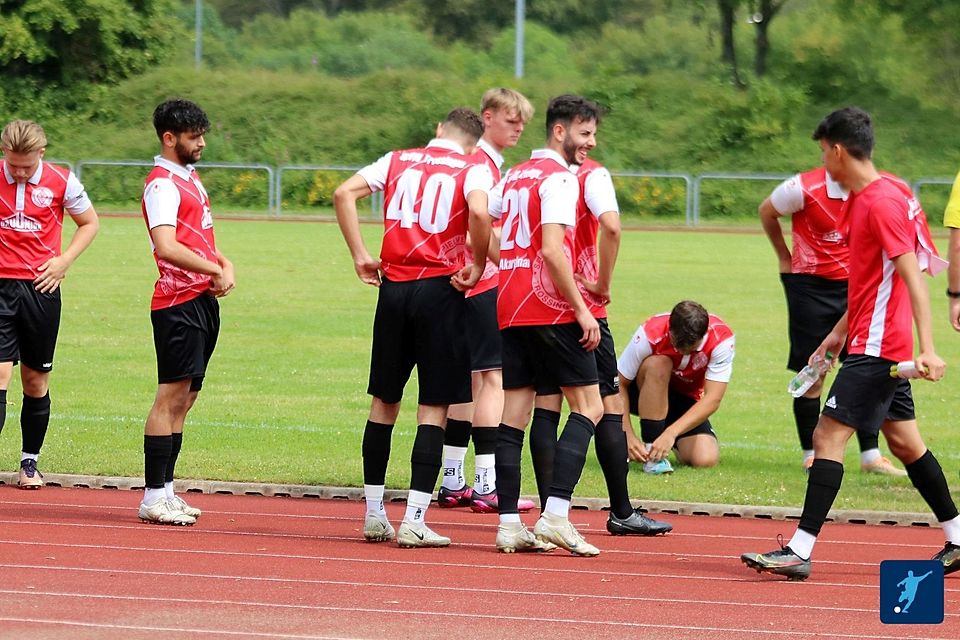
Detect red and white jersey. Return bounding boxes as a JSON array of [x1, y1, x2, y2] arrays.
[[465, 138, 502, 298], [769, 167, 849, 280], [617, 313, 735, 401], [844, 175, 941, 362], [142, 156, 219, 310], [358, 138, 493, 282], [490, 149, 579, 328], [573, 159, 619, 318], [0, 160, 92, 280]]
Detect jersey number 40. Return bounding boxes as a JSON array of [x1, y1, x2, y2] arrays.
[[386, 169, 456, 233]]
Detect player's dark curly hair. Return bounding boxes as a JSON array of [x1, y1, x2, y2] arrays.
[[545, 94, 605, 138], [443, 107, 484, 144], [153, 99, 210, 140], [669, 300, 709, 351], [812, 106, 874, 161]]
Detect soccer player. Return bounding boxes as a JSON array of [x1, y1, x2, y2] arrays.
[[944, 170, 960, 331], [440, 89, 538, 515], [490, 95, 605, 556], [0, 120, 99, 488], [139, 99, 235, 525], [334, 108, 492, 548], [760, 167, 906, 476], [617, 301, 734, 473], [742, 107, 960, 581], [527, 116, 672, 537]]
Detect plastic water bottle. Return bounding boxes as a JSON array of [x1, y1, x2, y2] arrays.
[[890, 360, 926, 379], [787, 351, 834, 398]]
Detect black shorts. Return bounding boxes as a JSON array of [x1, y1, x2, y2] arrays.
[[536, 318, 618, 397], [501, 322, 599, 391], [626, 381, 717, 441], [465, 288, 501, 372], [781, 273, 847, 372], [367, 275, 471, 406], [821, 354, 915, 434], [152, 294, 220, 392], [0, 279, 61, 371]]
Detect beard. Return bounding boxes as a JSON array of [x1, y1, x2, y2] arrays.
[[560, 135, 579, 165], [175, 141, 202, 165]]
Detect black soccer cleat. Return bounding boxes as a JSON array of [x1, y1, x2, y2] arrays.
[[932, 542, 960, 575], [606, 508, 673, 536], [741, 542, 811, 581]]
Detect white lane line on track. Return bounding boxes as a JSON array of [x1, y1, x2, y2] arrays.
[[0, 618, 349, 639]]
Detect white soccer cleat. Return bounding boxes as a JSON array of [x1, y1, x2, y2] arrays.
[[169, 495, 202, 518], [138, 499, 196, 526], [396, 521, 451, 548], [496, 521, 557, 553], [363, 512, 396, 542], [533, 512, 600, 557]]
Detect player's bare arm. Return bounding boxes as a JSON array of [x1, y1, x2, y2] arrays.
[[34, 206, 99, 294], [948, 227, 960, 331], [451, 189, 491, 291], [648, 380, 726, 462], [210, 251, 235, 297], [758, 196, 792, 273], [149, 224, 223, 278], [617, 372, 648, 463], [541, 223, 600, 351], [893, 251, 945, 381], [333, 174, 380, 287], [812, 312, 848, 367], [575, 209, 619, 304]]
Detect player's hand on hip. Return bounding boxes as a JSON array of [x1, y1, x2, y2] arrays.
[[450, 263, 482, 292], [355, 257, 382, 287], [575, 307, 600, 351], [917, 352, 945, 382], [210, 262, 236, 297], [573, 273, 610, 305], [33, 257, 69, 293]]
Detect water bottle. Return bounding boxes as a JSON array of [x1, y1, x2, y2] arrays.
[[787, 351, 834, 398], [890, 360, 926, 379]]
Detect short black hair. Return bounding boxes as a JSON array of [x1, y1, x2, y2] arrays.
[[153, 98, 210, 140], [443, 107, 484, 144], [669, 300, 709, 351], [812, 107, 874, 161], [545, 94, 604, 138]]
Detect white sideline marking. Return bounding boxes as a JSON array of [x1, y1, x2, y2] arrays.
[[0, 618, 348, 639]]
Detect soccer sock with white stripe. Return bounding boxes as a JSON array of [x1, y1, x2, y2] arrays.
[[442, 418, 471, 490], [471, 426, 498, 494]]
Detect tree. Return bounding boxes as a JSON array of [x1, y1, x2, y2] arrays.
[[0, 0, 183, 85], [717, 0, 745, 88], [751, 0, 787, 77]]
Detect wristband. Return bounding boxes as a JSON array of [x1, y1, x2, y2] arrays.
[[947, 289, 960, 299]]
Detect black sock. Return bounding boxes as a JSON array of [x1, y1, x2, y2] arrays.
[[792, 396, 819, 451], [409, 423, 445, 494], [444, 417, 472, 448], [361, 420, 393, 485], [639, 418, 666, 444], [166, 432, 183, 484], [529, 408, 560, 510], [144, 435, 172, 490], [906, 450, 960, 522], [471, 425, 497, 456], [856, 431, 879, 453], [549, 413, 596, 503], [798, 458, 844, 536], [20, 392, 51, 455], [595, 413, 633, 519], [496, 424, 525, 515], [0, 389, 6, 436]]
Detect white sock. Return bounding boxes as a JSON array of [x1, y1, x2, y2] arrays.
[[164, 481, 175, 500], [860, 448, 882, 465], [544, 497, 570, 519], [787, 529, 817, 560], [441, 445, 468, 490], [21, 452, 38, 462], [942, 515, 960, 544], [143, 487, 166, 506], [474, 454, 496, 494], [499, 513, 521, 525], [364, 484, 386, 516], [403, 490, 432, 524]]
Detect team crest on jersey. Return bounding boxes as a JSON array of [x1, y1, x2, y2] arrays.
[[438, 236, 466, 267], [531, 253, 572, 311], [692, 352, 708, 370], [30, 186, 55, 208], [0, 212, 42, 232]]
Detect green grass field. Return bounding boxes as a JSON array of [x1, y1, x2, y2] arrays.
[[3, 216, 958, 513]]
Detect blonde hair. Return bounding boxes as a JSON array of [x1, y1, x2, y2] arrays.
[[480, 88, 534, 124], [1, 120, 47, 154]]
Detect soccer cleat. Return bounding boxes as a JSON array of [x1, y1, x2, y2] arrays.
[[437, 484, 474, 508], [740, 540, 811, 581], [169, 495, 202, 518], [533, 512, 600, 557], [363, 513, 396, 542], [861, 456, 908, 477], [496, 522, 557, 553], [18, 459, 44, 489], [470, 490, 536, 513], [606, 508, 673, 536], [396, 521, 451, 548], [643, 458, 674, 475], [138, 499, 197, 526], [932, 542, 960, 575]]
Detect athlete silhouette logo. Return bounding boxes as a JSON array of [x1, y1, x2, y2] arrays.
[[896, 570, 932, 613]]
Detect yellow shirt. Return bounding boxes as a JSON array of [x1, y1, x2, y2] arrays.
[[944, 170, 960, 227]]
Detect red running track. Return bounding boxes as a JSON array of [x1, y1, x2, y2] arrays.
[[0, 485, 957, 640]]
